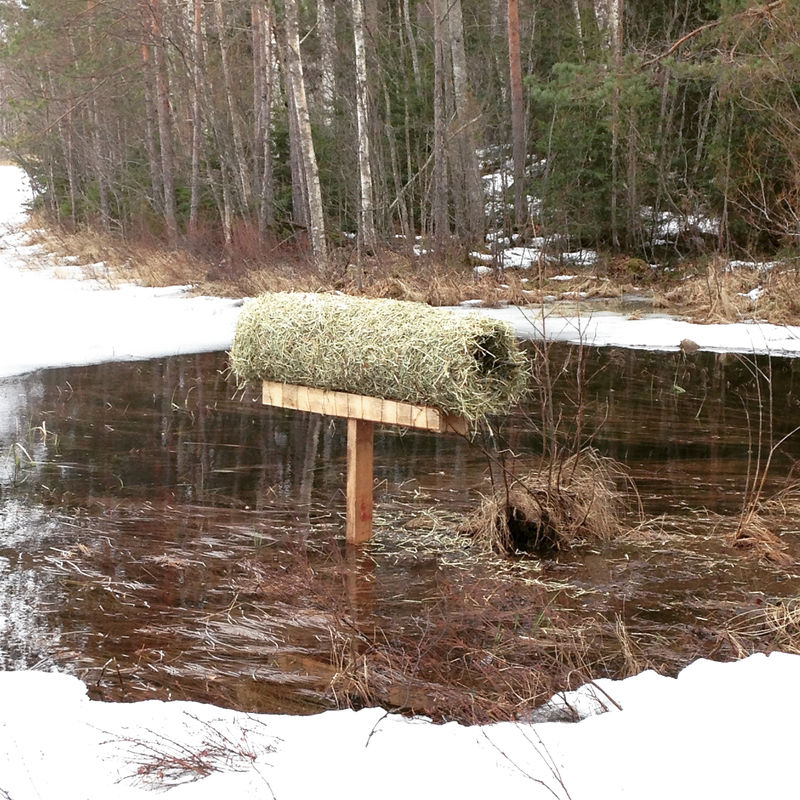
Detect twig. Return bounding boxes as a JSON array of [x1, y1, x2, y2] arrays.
[[641, 1, 784, 68]]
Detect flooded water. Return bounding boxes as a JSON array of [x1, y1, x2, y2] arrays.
[[2, 345, 800, 722]]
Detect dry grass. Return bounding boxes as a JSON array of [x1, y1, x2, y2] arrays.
[[721, 480, 800, 566], [230, 292, 529, 419], [21, 217, 638, 312], [463, 448, 641, 555], [727, 597, 800, 657], [323, 576, 656, 724], [654, 257, 800, 324], [727, 512, 794, 566]]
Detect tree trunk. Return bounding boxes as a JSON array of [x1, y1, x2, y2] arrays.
[[316, 0, 336, 126], [508, 0, 526, 230], [140, 39, 164, 218], [448, 0, 484, 243], [214, 0, 251, 212], [283, 0, 329, 274], [352, 0, 377, 253], [609, 0, 624, 249], [253, 1, 275, 234], [402, 0, 421, 89], [572, 0, 586, 62], [149, 0, 178, 245], [189, 0, 204, 236], [432, 0, 449, 251]]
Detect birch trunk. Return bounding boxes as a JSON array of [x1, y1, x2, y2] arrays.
[[87, 1, 111, 231], [283, 0, 329, 274], [316, 0, 336, 126], [572, 0, 586, 62], [253, 1, 275, 233], [352, 0, 377, 253], [401, 0, 421, 89]]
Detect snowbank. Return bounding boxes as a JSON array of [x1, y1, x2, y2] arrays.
[[1, 653, 798, 799], [0, 165, 242, 379], [455, 305, 800, 356]]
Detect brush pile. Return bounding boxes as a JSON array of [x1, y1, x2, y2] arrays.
[[230, 292, 528, 420]]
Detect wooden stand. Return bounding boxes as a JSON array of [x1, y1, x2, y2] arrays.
[[262, 381, 468, 544]]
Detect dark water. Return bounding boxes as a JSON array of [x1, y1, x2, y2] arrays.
[[2, 345, 800, 721]]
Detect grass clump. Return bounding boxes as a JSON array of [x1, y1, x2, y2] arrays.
[[229, 292, 529, 420], [464, 448, 638, 556]]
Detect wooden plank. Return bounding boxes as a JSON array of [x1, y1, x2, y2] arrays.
[[262, 380, 468, 435], [346, 418, 374, 545]]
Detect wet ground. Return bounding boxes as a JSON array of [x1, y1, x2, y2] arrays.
[[2, 345, 800, 722]]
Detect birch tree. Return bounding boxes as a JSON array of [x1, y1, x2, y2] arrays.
[[282, 0, 329, 274], [352, 0, 376, 253]]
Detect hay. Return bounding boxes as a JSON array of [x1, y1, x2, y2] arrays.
[[230, 292, 528, 420]]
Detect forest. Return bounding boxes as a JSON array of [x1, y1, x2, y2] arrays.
[[0, 0, 798, 277]]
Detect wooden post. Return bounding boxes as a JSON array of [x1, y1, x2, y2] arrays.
[[346, 418, 374, 545], [261, 381, 468, 545]]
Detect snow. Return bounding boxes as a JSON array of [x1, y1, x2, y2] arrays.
[[2, 164, 800, 798], [2, 653, 800, 799], [644, 207, 718, 238], [728, 259, 780, 272], [454, 304, 800, 356], [0, 165, 242, 379]]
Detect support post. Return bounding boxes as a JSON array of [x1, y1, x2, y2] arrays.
[[261, 382, 468, 544], [346, 418, 374, 544]]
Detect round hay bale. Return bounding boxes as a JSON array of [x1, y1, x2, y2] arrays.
[[230, 292, 528, 420]]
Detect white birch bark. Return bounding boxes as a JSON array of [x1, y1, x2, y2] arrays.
[[253, 1, 275, 232], [284, 0, 329, 274], [316, 0, 336, 126], [352, 0, 377, 252], [572, 0, 586, 61]]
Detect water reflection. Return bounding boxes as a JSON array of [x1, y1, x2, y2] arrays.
[[0, 346, 799, 719]]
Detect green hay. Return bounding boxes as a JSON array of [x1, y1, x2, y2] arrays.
[[230, 292, 529, 420]]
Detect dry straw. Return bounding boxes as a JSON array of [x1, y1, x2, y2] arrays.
[[230, 292, 529, 420], [464, 449, 637, 555]]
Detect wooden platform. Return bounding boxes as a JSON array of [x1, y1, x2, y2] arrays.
[[262, 381, 468, 435], [261, 381, 468, 544]]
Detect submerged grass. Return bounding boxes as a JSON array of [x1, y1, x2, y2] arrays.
[[230, 292, 529, 419]]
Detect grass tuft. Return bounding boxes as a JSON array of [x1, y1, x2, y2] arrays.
[[463, 448, 639, 555]]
